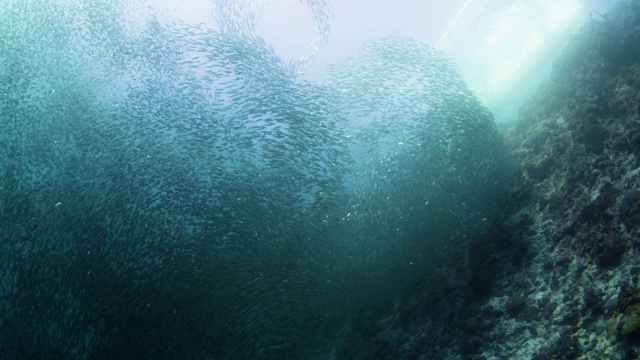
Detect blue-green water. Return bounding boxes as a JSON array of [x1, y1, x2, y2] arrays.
[[0, 1, 513, 358]]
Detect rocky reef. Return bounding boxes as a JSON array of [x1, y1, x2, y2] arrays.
[[338, 1, 640, 359]]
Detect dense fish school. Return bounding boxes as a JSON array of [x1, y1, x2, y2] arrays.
[[0, 0, 513, 358]]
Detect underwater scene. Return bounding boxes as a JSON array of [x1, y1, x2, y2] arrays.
[[1, 0, 640, 359]]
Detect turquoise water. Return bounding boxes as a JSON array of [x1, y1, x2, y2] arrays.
[[0, 1, 515, 358]]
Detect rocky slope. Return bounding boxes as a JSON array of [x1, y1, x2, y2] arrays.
[[336, 1, 640, 359]]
